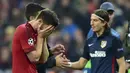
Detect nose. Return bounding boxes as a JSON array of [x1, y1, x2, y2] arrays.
[[91, 20, 94, 26]]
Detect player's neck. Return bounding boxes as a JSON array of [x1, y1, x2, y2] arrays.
[[96, 27, 105, 37], [28, 21, 37, 30]]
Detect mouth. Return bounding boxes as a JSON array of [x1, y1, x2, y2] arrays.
[[92, 26, 94, 29], [91, 26, 96, 31]]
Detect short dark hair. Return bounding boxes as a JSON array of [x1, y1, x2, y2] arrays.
[[25, 3, 45, 21], [94, 9, 109, 22], [37, 9, 59, 27]]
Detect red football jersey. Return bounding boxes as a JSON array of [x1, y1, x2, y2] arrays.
[[12, 23, 38, 73]]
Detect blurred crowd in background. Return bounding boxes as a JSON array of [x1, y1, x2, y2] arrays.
[[0, 0, 130, 73]]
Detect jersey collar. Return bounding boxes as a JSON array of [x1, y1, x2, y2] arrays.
[[93, 28, 110, 39], [26, 22, 37, 33]]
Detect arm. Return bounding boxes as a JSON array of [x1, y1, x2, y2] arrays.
[[36, 48, 55, 73], [37, 56, 56, 69], [37, 43, 67, 68], [43, 38, 49, 62], [117, 57, 126, 73], [31, 24, 54, 63], [38, 43, 56, 68], [27, 36, 45, 63], [67, 38, 90, 70], [69, 57, 88, 70], [38, 38, 49, 63], [19, 27, 45, 63], [36, 56, 56, 73], [113, 38, 126, 73], [44, 56, 56, 68], [20, 25, 53, 63], [37, 53, 70, 73]]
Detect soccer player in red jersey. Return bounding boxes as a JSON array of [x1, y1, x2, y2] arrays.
[[12, 4, 60, 73]]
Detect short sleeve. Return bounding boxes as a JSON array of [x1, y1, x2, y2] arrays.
[[82, 40, 90, 60], [113, 38, 124, 59], [18, 26, 35, 53]]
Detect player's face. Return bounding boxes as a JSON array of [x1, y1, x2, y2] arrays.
[[39, 19, 55, 35], [42, 20, 55, 30], [90, 14, 105, 32]]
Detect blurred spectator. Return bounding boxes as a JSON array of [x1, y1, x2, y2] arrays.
[[116, 26, 126, 41], [53, 0, 76, 18], [41, 0, 57, 9], [1, 0, 9, 22], [0, 46, 11, 71], [60, 16, 84, 61], [9, 8, 25, 26], [0, 23, 5, 46], [4, 26, 15, 49], [111, 5, 126, 29], [48, 31, 62, 47]]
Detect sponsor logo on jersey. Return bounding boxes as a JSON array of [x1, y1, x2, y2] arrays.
[[100, 40, 107, 48], [28, 38, 34, 46], [90, 51, 106, 57]]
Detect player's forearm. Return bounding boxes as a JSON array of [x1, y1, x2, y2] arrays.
[[68, 58, 87, 70], [118, 62, 126, 73], [39, 38, 49, 63], [33, 36, 44, 62], [43, 38, 49, 62], [69, 61, 85, 70], [27, 37, 44, 63], [117, 57, 126, 73]]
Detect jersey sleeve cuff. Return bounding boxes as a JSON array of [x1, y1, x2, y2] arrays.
[[24, 48, 35, 53]]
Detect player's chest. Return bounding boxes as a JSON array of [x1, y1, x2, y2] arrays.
[[88, 38, 113, 57]]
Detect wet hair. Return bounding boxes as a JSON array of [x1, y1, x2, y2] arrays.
[[25, 3, 45, 21], [37, 9, 59, 27], [93, 9, 110, 22]]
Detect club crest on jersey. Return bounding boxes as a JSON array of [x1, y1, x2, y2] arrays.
[[100, 40, 107, 48], [28, 38, 34, 46]]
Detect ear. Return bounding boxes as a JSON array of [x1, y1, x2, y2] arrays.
[[102, 21, 107, 26], [37, 19, 43, 23], [30, 16, 35, 20]]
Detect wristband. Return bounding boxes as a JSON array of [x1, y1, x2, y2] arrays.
[[68, 62, 72, 67]]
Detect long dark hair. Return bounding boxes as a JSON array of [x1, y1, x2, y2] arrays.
[[94, 9, 110, 29]]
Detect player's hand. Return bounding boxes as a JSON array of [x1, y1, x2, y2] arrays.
[[126, 62, 130, 70], [55, 53, 70, 68], [50, 44, 65, 55], [37, 23, 54, 38]]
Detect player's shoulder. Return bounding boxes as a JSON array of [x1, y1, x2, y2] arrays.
[[17, 23, 26, 29], [16, 23, 26, 31], [110, 32, 121, 43], [87, 28, 94, 40], [15, 23, 27, 35], [110, 28, 120, 39]]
